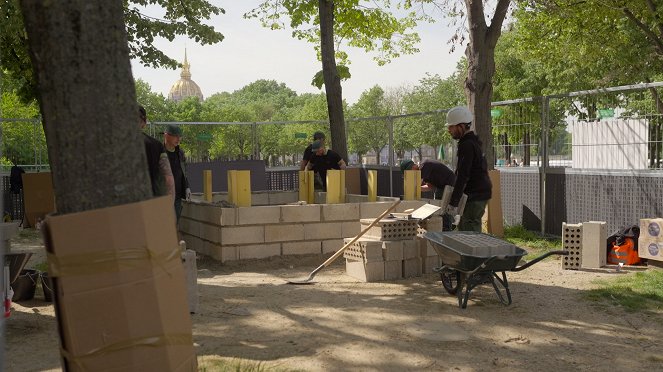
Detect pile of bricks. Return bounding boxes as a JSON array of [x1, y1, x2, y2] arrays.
[[344, 215, 443, 282]]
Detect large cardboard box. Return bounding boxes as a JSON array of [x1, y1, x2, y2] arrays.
[[43, 196, 196, 371], [639, 218, 663, 262], [22, 172, 56, 227]]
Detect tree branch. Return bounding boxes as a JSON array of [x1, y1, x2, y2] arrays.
[[622, 6, 663, 56], [486, 0, 511, 47], [645, 0, 663, 43]]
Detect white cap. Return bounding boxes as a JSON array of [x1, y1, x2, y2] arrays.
[[446, 106, 472, 127]]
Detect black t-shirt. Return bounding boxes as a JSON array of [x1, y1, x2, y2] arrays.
[[302, 144, 314, 162], [143, 133, 167, 196], [450, 132, 492, 205], [308, 149, 343, 189], [420, 159, 456, 190]]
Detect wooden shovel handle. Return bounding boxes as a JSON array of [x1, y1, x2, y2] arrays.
[[320, 199, 401, 268]]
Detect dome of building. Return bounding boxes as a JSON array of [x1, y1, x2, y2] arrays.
[[168, 50, 204, 102]]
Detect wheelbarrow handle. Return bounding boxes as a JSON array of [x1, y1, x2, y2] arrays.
[[511, 250, 568, 272]]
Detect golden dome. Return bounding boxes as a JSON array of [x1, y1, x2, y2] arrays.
[[168, 50, 204, 102]]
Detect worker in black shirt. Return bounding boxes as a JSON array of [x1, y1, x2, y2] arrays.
[[300, 131, 326, 170], [400, 158, 455, 199], [445, 106, 492, 232], [306, 140, 346, 191]]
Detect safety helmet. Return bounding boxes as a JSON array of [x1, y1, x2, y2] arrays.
[[446, 106, 472, 127]]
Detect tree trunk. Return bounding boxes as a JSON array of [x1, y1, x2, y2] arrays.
[[464, 0, 511, 170], [19, 0, 150, 214], [318, 0, 349, 161]]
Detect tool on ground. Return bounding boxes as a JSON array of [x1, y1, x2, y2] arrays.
[[287, 200, 401, 284]]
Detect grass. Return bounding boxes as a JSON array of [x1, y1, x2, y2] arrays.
[[503, 225, 562, 259], [198, 357, 301, 372], [585, 269, 663, 312]]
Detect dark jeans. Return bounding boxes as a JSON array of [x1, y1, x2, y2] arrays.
[[458, 199, 488, 232], [174, 197, 183, 224]]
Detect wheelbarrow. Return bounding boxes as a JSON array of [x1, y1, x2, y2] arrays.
[[423, 231, 568, 308]]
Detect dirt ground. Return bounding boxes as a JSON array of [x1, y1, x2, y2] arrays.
[[4, 228, 663, 371]]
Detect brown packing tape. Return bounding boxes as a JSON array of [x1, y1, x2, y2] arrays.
[[61, 333, 194, 368], [46, 246, 181, 278]]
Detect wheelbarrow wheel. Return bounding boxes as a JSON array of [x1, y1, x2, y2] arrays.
[[440, 268, 461, 295]]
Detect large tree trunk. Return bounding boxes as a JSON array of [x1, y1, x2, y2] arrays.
[[464, 0, 511, 170], [319, 0, 349, 161], [20, 0, 150, 214]]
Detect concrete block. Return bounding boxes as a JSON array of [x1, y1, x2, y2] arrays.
[[304, 222, 343, 241], [200, 222, 222, 243], [281, 204, 321, 223], [418, 216, 443, 233], [360, 202, 394, 219], [217, 208, 236, 226], [238, 205, 281, 225], [422, 255, 440, 274], [181, 249, 199, 314], [384, 260, 403, 281], [402, 239, 419, 259], [403, 257, 423, 278], [251, 192, 269, 206], [582, 221, 607, 268], [322, 239, 345, 254], [341, 221, 361, 238], [343, 237, 384, 262], [203, 241, 238, 262], [268, 191, 299, 205], [345, 259, 385, 282], [562, 222, 583, 270], [181, 233, 204, 253], [314, 192, 326, 204], [178, 217, 200, 237], [282, 241, 322, 255], [381, 240, 404, 261], [415, 236, 436, 257], [322, 203, 360, 221], [220, 225, 265, 245], [265, 223, 305, 242], [181, 201, 194, 219], [362, 218, 419, 241], [345, 194, 368, 203], [238, 243, 281, 260], [212, 193, 229, 203]]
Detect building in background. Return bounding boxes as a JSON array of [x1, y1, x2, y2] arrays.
[[168, 50, 204, 102]]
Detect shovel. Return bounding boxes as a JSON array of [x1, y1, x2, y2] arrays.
[[287, 199, 401, 284]]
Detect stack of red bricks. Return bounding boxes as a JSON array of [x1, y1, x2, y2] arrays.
[[344, 215, 443, 282]]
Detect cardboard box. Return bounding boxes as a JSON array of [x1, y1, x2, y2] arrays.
[[43, 196, 196, 371], [22, 172, 56, 227], [639, 237, 663, 262], [640, 218, 663, 240]]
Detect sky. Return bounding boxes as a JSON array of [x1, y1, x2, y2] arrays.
[[130, 1, 465, 105]]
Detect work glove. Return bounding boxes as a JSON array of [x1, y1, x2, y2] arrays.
[[445, 205, 458, 217], [185, 188, 192, 200]]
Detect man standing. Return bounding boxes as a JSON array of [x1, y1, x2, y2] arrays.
[[300, 131, 326, 170], [139, 105, 174, 197], [306, 140, 346, 191], [445, 106, 492, 232], [400, 159, 455, 199], [163, 124, 190, 224]]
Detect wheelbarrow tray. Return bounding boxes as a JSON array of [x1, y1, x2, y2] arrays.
[[423, 231, 527, 272]]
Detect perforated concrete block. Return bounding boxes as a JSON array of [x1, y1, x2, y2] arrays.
[[238, 243, 281, 260], [384, 260, 403, 280], [220, 225, 265, 245], [361, 218, 419, 241], [200, 222, 221, 243], [268, 191, 299, 205], [582, 221, 607, 268], [403, 257, 423, 278], [422, 255, 440, 274], [304, 222, 343, 240], [238, 206, 281, 225], [322, 239, 345, 254], [281, 204, 321, 223], [322, 203, 360, 221], [381, 240, 404, 261], [402, 240, 419, 259], [562, 222, 583, 270], [341, 221, 361, 238], [360, 202, 395, 218], [343, 237, 384, 262], [282, 241, 322, 255], [265, 223, 305, 242], [345, 259, 385, 282]]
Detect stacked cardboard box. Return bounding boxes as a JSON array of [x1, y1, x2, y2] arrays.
[[639, 218, 663, 262]]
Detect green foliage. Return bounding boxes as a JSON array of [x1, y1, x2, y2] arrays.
[[1, 90, 46, 165], [586, 270, 663, 312], [347, 85, 390, 163], [198, 356, 300, 372], [503, 225, 562, 257], [2, 0, 224, 102], [311, 65, 351, 89]]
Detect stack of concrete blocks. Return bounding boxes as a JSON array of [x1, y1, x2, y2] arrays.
[[343, 217, 425, 282], [638, 218, 663, 262], [562, 222, 583, 269], [179, 194, 428, 263], [581, 221, 607, 269], [417, 215, 443, 273]]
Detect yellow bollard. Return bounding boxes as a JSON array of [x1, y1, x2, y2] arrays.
[[203, 170, 213, 202], [367, 170, 377, 202], [298, 170, 315, 204], [326, 169, 345, 204], [403, 169, 421, 200], [227, 170, 251, 207]]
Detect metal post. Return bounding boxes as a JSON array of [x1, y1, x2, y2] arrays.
[[388, 116, 394, 197], [539, 97, 550, 235], [252, 122, 258, 160]]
